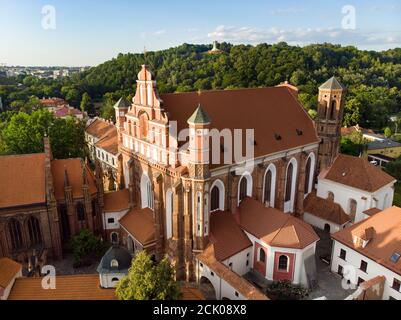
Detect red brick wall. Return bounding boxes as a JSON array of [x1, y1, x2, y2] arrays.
[[273, 251, 295, 282], [253, 242, 267, 277]]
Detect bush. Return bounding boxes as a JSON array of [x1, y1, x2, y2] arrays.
[[70, 229, 108, 267], [266, 280, 309, 300]]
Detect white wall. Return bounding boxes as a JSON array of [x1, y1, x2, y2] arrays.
[[303, 211, 344, 233], [222, 247, 253, 276], [331, 240, 401, 300], [99, 273, 125, 288], [317, 179, 394, 223], [103, 209, 129, 230]]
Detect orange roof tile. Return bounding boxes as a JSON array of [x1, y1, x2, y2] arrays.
[[95, 127, 119, 155], [239, 198, 319, 249], [51, 159, 97, 201], [304, 191, 350, 225], [0, 153, 46, 209], [180, 286, 205, 300], [209, 211, 252, 261], [86, 118, 115, 139], [159, 87, 319, 169], [0, 258, 21, 289], [119, 208, 155, 245], [332, 206, 401, 276], [322, 154, 396, 192], [8, 274, 116, 300], [197, 245, 268, 300], [103, 189, 130, 212], [363, 208, 382, 217]]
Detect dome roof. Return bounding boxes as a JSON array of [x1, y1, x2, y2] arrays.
[[96, 245, 132, 274]]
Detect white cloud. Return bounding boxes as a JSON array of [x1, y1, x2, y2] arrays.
[[206, 25, 401, 47], [153, 29, 166, 36]]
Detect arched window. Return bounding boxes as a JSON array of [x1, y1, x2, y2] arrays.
[[140, 173, 154, 210], [330, 101, 336, 120], [166, 189, 173, 239], [110, 259, 119, 268], [211, 186, 220, 211], [278, 255, 288, 271], [76, 202, 85, 221], [8, 218, 23, 250], [27, 216, 42, 246], [259, 248, 266, 263], [111, 277, 119, 282], [210, 180, 225, 211], [349, 199, 357, 221], [264, 170, 272, 204], [327, 191, 335, 201], [238, 173, 252, 204], [139, 112, 149, 139], [285, 163, 294, 202], [196, 192, 202, 236], [111, 232, 118, 244], [284, 159, 297, 213], [204, 194, 209, 235], [304, 157, 312, 194]]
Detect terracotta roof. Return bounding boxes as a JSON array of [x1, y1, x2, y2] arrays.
[[0, 153, 46, 209], [322, 154, 396, 192], [119, 208, 155, 245], [95, 126, 119, 155], [54, 106, 82, 117], [363, 208, 382, 217], [103, 189, 130, 212], [197, 245, 268, 300], [180, 286, 205, 300], [51, 159, 97, 201], [332, 206, 401, 276], [8, 274, 116, 300], [40, 97, 67, 107], [209, 211, 252, 261], [239, 198, 319, 249], [85, 118, 115, 139], [159, 87, 319, 169], [304, 192, 350, 225], [341, 125, 374, 136], [0, 258, 21, 289]]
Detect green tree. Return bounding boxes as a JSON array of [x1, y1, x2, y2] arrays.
[[70, 229, 108, 267], [384, 127, 392, 138], [80, 92, 92, 114], [116, 251, 181, 300]]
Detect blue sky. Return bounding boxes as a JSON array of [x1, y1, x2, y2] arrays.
[[0, 0, 400, 66]]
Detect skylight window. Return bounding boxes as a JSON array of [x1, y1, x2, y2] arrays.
[[390, 252, 401, 263]]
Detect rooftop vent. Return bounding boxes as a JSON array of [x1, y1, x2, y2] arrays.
[[274, 133, 282, 141]]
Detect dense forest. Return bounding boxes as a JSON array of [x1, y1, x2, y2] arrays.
[[1, 42, 401, 131]]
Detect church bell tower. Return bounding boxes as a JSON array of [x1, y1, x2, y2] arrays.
[[315, 76, 346, 172]]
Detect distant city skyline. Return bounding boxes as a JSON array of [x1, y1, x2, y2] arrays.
[[1, 0, 400, 66]]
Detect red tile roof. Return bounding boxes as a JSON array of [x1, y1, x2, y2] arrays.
[[239, 198, 319, 249], [51, 159, 97, 201], [304, 192, 350, 225], [321, 154, 396, 192], [8, 274, 116, 300], [119, 208, 155, 245], [0, 153, 46, 209], [86, 118, 115, 139], [0, 258, 21, 290], [157, 87, 319, 169], [103, 189, 130, 212], [54, 106, 82, 118], [95, 126, 119, 155], [332, 206, 401, 276], [197, 245, 268, 300], [209, 211, 252, 261]]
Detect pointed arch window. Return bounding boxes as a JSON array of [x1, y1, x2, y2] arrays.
[[259, 248, 266, 263], [77, 202, 85, 221], [285, 163, 294, 202], [196, 192, 202, 236], [330, 101, 336, 120], [211, 186, 220, 211], [304, 157, 312, 194], [264, 170, 272, 204], [8, 218, 23, 250], [27, 216, 42, 246], [166, 189, 173, 239], [239, 178, 247, 202]]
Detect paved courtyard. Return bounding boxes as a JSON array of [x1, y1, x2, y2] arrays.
[[306, 228, 355, 300], [48, 253, 99, 276]]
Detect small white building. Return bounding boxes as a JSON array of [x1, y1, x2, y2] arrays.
[[97, 245, 132, 289], [0, 258, 22, 300], [304, 154, 396, 231], [331, 206, 401, 300]]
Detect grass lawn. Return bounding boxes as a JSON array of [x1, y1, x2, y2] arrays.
[[394, 183, 401, 207]]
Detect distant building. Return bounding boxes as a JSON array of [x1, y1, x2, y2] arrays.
[[341, 124, 384, 142], [40, 97, 83, 119], [365, 139, 401, 166], [331, 206, 401, 300]]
